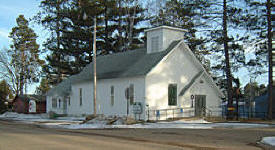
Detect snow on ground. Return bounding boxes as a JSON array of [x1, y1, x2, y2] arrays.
[[0, 112, 48, 120], [59, 120, 273, 130], [0, 112, 84, 124], [0, 112, 274, 130], [170, 119, 210, 124], [261, 137, 275, 146]]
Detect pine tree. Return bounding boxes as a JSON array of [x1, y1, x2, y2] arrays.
[[36, 0, 70, 85], [0, 80, 13, 100], [243, 0, 273, 119], [9, 15, 43, 95], [146, 0, 212, 71], [0, 80, 13, 113], [35, 78, 51, 95], [242, 0, 270, 80], [36, 0, 148, 86], [112, 0, 148, 51]]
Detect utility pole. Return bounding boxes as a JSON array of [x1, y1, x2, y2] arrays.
[[267, 0, 273, 120], [93, 18, 97, 116], [79, 0, 97, 116]]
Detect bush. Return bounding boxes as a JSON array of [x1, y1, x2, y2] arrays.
[[48, 111, 58, 119], [85, 114, 97, 121], [0, 100, 7, 114]]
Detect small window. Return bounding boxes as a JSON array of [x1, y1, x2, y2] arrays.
[[151, 36, 159, 53], [52, 98, 57, 108], [168, 84, 177, 106], [129, 84, 134, 105], [58, 99, 61, 108], [79, 88, 82, 106], [68, 97, 70, 106], [110, 86, 114, 106]]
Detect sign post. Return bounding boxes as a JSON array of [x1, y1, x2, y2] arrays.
[[125, 88, 129, 116]]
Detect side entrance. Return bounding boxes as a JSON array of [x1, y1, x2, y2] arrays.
[[195, 95, 206, 117]]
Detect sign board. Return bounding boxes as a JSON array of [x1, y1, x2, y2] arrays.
[[227, 107, 235, 111], [156, 110, 160, 117], [29, 100, 36, 113], [132, 102, 142, 114]]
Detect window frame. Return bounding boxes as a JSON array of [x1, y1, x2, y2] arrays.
[[79, 88, 82, 106], [52, 98, 57, 108], [151, 36, 159, 53], [129, 84, 134, 105], [68, 96, 70, 106], [110, 86, 114, 106], [58, 99, 61, 108], [168, 84, 177, 106]]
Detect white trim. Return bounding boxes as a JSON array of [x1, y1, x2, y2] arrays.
[[180, 42, 225, 98], [146, 40, 224, 98], [144, 26, 188, 33], [146, 40, 184, 75]]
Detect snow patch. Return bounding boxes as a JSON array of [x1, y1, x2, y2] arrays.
[[58, 121, 273, 130], [170, 119, 211, 124], [0, 112, 84, 124], [261, 137, 275, 146], [1, 112, 274, 130], [0, 112, 48, 120]]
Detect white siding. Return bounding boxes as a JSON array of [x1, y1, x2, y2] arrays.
[[68, 81, 93, 115], [67, 76, 146, 119], [46, 95, 66, 114], [147, 29, 163, 54], [146, 26, 185, 54], [145, 42, 222, 119], [183, 74, 222, 116]]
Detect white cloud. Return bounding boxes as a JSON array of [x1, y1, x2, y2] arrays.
[[0, 28, 9, 40]]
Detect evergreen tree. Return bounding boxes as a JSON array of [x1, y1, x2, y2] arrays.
[[243, 0, 273, 119], [36, 0, 148, 86], [242, 0, 271, 80], [146, 0, 211, 71], [36, 0, 70, 85], [0, 80, 13, 100], [35, 78, 51, 95], [9, 15, 43, 95], [0, 80, 13, 113]]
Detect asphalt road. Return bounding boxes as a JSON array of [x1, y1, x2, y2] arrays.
[[0, 120, 189, 150], [0, 120, 275, 150]]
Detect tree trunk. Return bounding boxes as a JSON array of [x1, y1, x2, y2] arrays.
[[266, 0, 273, 120], [105, 4, 109, 53], [128, 0, 137, 49], [223, 0, 234, 120], [56, 0, 62, 83], [118, 0, 122, 51], [19, 74, 24, 95]]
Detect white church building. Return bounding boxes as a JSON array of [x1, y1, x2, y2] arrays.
[[46, 26, 224, 120]]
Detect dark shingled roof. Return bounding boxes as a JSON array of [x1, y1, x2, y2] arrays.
[[47, 40, 181, 96], [14, 95, 46, 102]]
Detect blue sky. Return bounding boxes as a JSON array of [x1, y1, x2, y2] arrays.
[[0, 0, 42, 48], [0, 0, 42, 94]]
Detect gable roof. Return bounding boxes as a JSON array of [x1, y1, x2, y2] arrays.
[[179, 42, 225, 98], [13, 95, 46, 102], [73, 40, 181, 81], [179, 70, 204, 96], [47, 40, 181, 96]]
